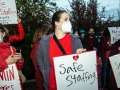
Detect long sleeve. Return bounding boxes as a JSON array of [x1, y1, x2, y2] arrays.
[[30, 40, 40, 71], [109, 40, 120, 57], [0, 60, 8, 72], [8, 23, 25, 43], [100, 36, 111, 51], [36, 41, 45, 75]]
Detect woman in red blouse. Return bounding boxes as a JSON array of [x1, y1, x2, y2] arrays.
[[31, 25, 49, 90]]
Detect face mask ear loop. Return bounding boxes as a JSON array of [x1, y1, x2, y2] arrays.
[[57, 21, 62, 30]]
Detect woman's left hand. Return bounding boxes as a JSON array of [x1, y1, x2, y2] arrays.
[[13, 51, 22, 63], [76, 48, 86, 54], [17, 16, 21, 23]]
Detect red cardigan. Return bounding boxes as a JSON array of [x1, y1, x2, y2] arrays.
[[0, 42, 24, 72], [8, 23, 25, 43], [30, 40, 44, 90], [0, 42, 24, 90], [100, 36, 112, 62]]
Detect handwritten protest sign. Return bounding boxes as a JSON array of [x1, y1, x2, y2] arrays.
[[108, 27, 120, 44], [0, 64, 22, 90], [109, 54, 120, 88], [54, 50, 98, 90], [0, 0, 17, 25]]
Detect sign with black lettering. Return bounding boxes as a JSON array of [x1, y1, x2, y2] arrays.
[[0, 64, 22, 90], [0, 0, 17, 25], [108, 27, 120, 44], [54, 50, 98, 90], [109, 54, 120, 88]]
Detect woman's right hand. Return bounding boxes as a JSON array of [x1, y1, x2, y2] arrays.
[[5, 55, 14, 65]]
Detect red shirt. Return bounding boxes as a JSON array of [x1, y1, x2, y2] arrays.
[[49, 34, 72, 90], [88, 37, 93, 47]]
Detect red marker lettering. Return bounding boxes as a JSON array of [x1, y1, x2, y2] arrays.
[[9, 66, 15, 81]]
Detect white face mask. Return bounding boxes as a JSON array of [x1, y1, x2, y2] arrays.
[[58, 21, 72, 33]]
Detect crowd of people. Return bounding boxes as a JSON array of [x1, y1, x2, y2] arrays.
[[0, 10, 120, 90]]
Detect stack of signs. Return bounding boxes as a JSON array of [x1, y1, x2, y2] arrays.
[[0, 0, 18, 25], [53, 50, 98, 90], [108, 27, 120, 44], [0, 64, 22, 90], [109, 54, 120, 88]]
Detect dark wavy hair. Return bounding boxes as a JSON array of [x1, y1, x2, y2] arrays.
[[0, 23, 9, 42], [87, 26, 96, 34], [102, 25, 113, 37], [49, 10, 67, 33]]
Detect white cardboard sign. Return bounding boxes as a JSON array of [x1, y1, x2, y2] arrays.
[[54, 50, 98, 90], [0, 64, 22, 90], [109, 54, 120, 88], [0, 0, 17, 25], [108, 27, 120, 44]]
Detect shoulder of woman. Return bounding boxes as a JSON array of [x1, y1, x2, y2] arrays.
[[70, 34, 80, 39], [41, 32, 54, 40]]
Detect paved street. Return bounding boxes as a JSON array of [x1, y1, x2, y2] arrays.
[[23, 79, 37, 90]]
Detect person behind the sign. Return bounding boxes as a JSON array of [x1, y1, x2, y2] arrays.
[[31, 25, 49, 90], [0, 24, 24, 90], [82, 26, 102, 89], [79, 29, 85, 41], [36, 10, 86, 90], [108, 40, 120, 90], [4, 16, 25, 43], [82, 26, 102, 65], [100, 25, 113, 89]]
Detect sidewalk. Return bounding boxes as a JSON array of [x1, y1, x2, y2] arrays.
[[23, 79, 37, 90]]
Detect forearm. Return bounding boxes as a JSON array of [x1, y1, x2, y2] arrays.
[[8, 23, 25, 43], [16, 58, 24, 70]]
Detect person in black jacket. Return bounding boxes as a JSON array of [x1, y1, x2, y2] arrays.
[[82, 26, 102, 57], [82, 26, 102, 89]]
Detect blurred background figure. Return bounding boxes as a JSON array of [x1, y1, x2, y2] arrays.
[[79, 29, 85, 41], [82, 26, 102, 90], [69, 30, 73, 34], [100, 25, 113, 90], [74, 31, 79, 36], [30, 25, 49, 90]]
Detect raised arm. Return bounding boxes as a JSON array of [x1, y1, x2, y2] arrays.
[[8, 16, 25, 43]]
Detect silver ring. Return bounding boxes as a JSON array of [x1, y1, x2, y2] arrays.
[[14, 61, 15, 63]]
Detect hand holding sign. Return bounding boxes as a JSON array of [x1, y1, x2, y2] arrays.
[[17, 16, 21, 23], [5, 55, 14, 65], [54, 50, 98, 90], [76, 48, 86, 54]]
